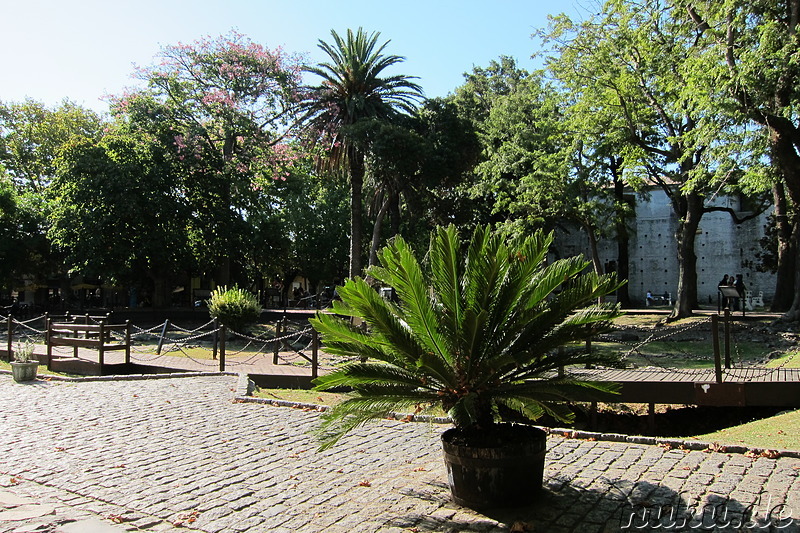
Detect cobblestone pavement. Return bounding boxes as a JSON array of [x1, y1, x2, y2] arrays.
[[0, 374, 798, 533]]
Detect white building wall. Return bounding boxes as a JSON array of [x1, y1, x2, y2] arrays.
[[552, 189, 775, 307]]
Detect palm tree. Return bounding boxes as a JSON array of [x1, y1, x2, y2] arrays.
[[301, 27, 423, 279]]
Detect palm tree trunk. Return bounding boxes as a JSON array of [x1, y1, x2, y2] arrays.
[[349, 155, 365, 279]]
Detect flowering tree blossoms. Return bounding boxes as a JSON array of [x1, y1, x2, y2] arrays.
[[111, 31, 304, 284]]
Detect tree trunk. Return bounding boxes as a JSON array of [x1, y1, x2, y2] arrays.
[[771, 182, 796, 311], [389, 191, 401, 237], [368, 197, 392, 269], [611, 160, 633, 308], [670, 191, 703, 320], [149, 271, 171, 309], [349, 155, 365, 279], [585, 226, 603, 275], [784, 235, 800, 321]]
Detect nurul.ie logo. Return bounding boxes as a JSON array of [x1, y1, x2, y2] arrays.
[[621, 492, 796, 530]]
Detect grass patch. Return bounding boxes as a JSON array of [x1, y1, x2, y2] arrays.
[[691, 409, 800, 451], [253, 387, 346, 406], [766, 351, 800, 368], [252, 387, 448, 416], [0, 360, 79, 379]]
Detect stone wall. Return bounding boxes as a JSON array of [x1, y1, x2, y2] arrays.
[[553, 189, 775, 308]]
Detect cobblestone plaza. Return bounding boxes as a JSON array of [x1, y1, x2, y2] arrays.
[[1, 374, 798, 532]]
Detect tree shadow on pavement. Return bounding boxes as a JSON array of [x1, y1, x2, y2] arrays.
[[386, 477, 798, 532]]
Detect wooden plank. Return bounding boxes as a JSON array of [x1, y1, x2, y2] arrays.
[[50, 323, 128, 332], [49, 338, 127, 350]]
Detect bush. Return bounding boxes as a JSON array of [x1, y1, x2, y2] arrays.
[[207, 285, 261, 333]]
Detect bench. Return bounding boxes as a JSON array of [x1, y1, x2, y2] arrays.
[[46, 319, 131, 371], [645, 292, 672, 307], [744, 290, 764, 310]]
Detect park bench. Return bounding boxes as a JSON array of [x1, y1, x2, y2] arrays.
[[46, 317, 131, 372]]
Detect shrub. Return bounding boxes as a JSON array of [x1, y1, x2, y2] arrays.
[[13, 342, 35, 363], [207, 285, 261, 333]]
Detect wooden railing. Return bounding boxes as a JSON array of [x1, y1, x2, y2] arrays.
[[46, 318, 131, 372]]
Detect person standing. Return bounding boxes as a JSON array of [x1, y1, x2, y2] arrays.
[[733, 274, 746, 311], [718, 274, 730, 309]]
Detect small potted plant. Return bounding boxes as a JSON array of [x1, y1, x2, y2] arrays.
[[310, 224, 623, 509], [10, 342, 38, 382]]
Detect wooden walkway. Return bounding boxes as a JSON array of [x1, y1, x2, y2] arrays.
[[571, 367, 800, 407]]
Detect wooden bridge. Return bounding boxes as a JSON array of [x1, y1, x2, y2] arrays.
[[571, 366, 800, 407]]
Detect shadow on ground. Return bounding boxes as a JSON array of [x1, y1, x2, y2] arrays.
[[386, 479, 797, 532]]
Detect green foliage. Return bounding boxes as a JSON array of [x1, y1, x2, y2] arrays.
[[207, 285, 261, 333], [302, 27, 424, 278], [49, 130, 193, 305], [13, 342, 35, 363], [310, 224, 623, 449]]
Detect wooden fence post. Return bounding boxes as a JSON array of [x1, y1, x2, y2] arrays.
[[46, 316, 52, 370], [98, 321, 106, 374], [156, 320, 170, 355], [124, 320, 131, 365], [711, 314, 722, 384], [311, 328, 319, 380], [212, 319, 218, 360], [273, 318, 282, 364], [6, 315, 12, 362], [219, 324, 226, 372], [723, 308, 731, 369]]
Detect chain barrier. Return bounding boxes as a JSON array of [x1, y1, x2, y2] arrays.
[[596, 314, 800, 380], [596, 317, 717, 375], [171, 320, 216, 334]]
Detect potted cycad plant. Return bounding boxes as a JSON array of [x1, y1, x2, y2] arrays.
[[310, 225, 623, 509], [10, 342, 39, 382]]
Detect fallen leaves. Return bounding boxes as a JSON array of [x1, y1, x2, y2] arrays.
[[745, 449, 781, 459], [106, 513, 127, 524], [171, 510, 200, 527], [358, 480, 371, 487]]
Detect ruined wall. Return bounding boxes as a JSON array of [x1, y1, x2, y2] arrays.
[[553, 189, 775, 308]]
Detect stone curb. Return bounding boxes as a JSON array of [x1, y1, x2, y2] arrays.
[[234, 373, 800, 459], [544, 427, 800, 459]]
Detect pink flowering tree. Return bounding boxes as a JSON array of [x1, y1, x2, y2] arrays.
[[110, 31, 304, 284]]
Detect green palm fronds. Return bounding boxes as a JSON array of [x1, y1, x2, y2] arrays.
[[310, 224, 624, 450]]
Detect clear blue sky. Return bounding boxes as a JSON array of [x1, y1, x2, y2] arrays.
[[1, 0, 588, 114]]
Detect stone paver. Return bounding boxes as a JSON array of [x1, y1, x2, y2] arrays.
[[0, 374, 797, 532]]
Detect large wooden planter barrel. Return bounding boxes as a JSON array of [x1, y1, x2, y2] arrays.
[[441, 424, 547, 509]]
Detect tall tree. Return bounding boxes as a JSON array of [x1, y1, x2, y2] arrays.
[[679, 0, 800, 319], [545, 0, 764, 319], [111, 31, 303, 286], [301, 27, 423, 279], [50, 130, 193, 307], [0, 99, 102, 192], [0, 100, 103, 293]]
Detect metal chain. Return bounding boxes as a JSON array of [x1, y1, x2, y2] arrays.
[[171, 319, 216, 334]]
